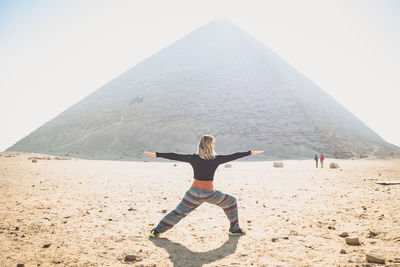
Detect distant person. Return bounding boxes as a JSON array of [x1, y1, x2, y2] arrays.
[[314, 154, 318, 168], [144, 134, 264, 238], [320, 153, 325, 168]]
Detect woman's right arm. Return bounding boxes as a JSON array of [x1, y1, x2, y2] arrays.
[[144, 151, 193, 162]]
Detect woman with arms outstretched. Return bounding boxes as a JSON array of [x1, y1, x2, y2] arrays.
[[144, 134, 264, 237]]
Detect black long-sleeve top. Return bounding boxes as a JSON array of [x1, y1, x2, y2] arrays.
[[155, 151, 251, 181]]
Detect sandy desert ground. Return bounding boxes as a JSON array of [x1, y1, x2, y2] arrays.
[[1, 152, 400, 266]]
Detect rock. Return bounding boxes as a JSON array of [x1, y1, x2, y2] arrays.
[[271, 237, 278, 242], [32, 159, 37, 163], [224, 163, 232, 168], [329, 162, 340, 168], [283, 236, 289, 239], [366, 253, 385, 264], [340, 249, 347, 254], [161, 209, 167, 214], [173, 163, 177, 167], [17, 264, 25, 267], [328, 225, 336, 230], [42, 243, 51, 248], [339, 232, 349, 237], [273, 162, 284, 168], [144, 160, 149, 162], [368, 230, 378, 238], [124, 254, 140, 262], [345, 237, 360, 245]]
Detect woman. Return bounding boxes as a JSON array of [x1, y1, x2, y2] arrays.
[[144, 134, 264, 237]]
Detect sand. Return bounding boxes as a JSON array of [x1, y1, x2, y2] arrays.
[[1, 152, 400, 266]]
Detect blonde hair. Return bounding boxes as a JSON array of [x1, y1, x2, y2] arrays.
[[198, 134, 216, 160]]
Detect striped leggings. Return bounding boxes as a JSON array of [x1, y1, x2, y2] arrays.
[[154, 187, 240, 233]]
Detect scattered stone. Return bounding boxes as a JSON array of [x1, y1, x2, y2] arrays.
[[32, 159, 37, 163], [128, 207, 136, 211], [17, 264, 25, 267], [329, 162, 340, 168], [283, 236, 289, 240], [345, 237, 360, 246], [273, 162, 284, 168], [271, 237, 278, 242], [328, 225, 336, 230], [368, 230, 378, 238], [247, 220, 252, 223], [42, 243, 51, 248], [362, 206, 367, 211], [124, 254, 141, 262], [15, 226, 19, 231], [224, 163, 232, 168], [339, 232, 349, 237], [173, 163, 177, 167], [374, 180, 400, 185], [366, 253, 385, 264], [161, 209, 167, 214], [340, 249, 347, 254]]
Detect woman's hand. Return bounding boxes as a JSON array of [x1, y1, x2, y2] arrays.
[[144, 151, 156, 157], [251, 151, 264, 156]]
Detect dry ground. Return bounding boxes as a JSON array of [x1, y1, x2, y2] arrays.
[[1, 152, 399, 266]]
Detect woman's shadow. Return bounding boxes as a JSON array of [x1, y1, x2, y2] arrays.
[[149, 235, 241, 267]]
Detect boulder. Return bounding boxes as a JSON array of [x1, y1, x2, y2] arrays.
[[273, 162, 284, 168], [366, 253, 385, 264], [329, 162, 340, 168], [345, 236, 360, 246]]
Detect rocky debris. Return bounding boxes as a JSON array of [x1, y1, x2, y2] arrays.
[[224, 163, 232, 168], [32, 159, 37, 163], [329, 162, 340, 168], [271, 237, 278, 242], [345, 237, 360, 246], [17, 264, 25, 267], [328, 225, 336, 230], [374, 180, 400, 185], [128, 207, 136, 211], [42, 243, 51, 248], [339, 232, 349, 237], [366, 253, 385, 264], [340, 249, 347, 254], [161, 209, 167, 214], [28, 156, 71, 160], [368, 230, 378, 238], [124, 254, 141, 262], [273, 162, 284, 168], [173, 163, 177, 167]]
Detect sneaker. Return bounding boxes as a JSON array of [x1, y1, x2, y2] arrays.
[[229, 228, 246, 236], [149, 229, 160, 238]]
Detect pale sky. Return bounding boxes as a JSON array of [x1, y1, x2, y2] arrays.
[[1, 0, 399, 152]]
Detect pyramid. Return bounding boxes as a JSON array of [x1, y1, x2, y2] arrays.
[[8, 19, 400, 160]]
